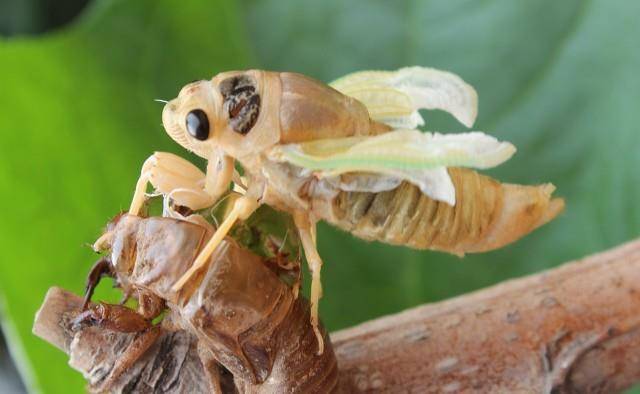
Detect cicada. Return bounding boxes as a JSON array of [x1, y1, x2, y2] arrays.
[[127, 67, 564, 353], [79, 213, 337, 392]]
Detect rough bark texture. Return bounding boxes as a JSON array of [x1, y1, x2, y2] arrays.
[[33, 287, 221, 393], [34, 239, 640, 393], [333, 238, 640, 393]]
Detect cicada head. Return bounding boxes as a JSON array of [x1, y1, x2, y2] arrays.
[[162, 70, 282, 161], [162, 80, 222, 159]]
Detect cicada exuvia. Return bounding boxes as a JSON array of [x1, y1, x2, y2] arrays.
[[80, 212, 337, 392], [127, 67, 564, 353]]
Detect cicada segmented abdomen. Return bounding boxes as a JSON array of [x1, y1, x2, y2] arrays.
[[313, 168, 564, 255]]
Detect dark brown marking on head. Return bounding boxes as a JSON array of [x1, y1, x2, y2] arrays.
[[219, 75, 261, 135]]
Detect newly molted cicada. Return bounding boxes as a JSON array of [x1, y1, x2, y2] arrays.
[[128, 67, 564, 352], [80, 213, 337, 392]]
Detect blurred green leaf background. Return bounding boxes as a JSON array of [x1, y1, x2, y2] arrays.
[[0, 0, 638, 392]]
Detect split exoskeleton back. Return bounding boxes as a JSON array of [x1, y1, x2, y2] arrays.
[[107, 214, 338, 392]]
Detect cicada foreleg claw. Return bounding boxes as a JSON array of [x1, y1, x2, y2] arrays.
[[71, 301, 161, 392], [81, 257, 115, 310], [129, 152, 219, 216]]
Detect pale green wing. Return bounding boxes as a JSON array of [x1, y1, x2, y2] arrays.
[[271, 130, 515, 172], [268, 130, 516, 205], [330, 67, 478, 128]]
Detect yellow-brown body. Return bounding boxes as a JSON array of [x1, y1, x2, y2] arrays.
[[165, 70, 390, 160], [148, 67, 564, 354], [190, 70, 563, 256], [310, 168, 564, 255], [277, 72, 391, 143]]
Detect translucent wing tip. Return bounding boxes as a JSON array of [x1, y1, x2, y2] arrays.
[[473, 137, 517, 169], [396, 66, 479, 128], [458, 84, 478, 128]]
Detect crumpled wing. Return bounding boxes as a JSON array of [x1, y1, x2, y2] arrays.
[[330, 66, 478, 129], [268, 130, 516, 205]]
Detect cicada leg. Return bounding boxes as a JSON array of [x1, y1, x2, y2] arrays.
[[81, 257, 115, 310], [128, 152, 223, 216], [129, 154, 157, 216], [293, 212, 325, 355], [264, 235, 302, 299], [171, 195, 260, 291], [72, 302, 161, 391], [197, 343, 227, 393], [72, 303, 151, 333]]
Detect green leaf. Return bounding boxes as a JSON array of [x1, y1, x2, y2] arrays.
[[3, 1, 640, 392], [241, 0, 640, 328], [0, 1, 250, 392]]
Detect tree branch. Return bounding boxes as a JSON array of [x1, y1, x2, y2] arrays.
[[34, 239, 640, 393], [332, 239, 640, 393], [33, 287, 223, 393]]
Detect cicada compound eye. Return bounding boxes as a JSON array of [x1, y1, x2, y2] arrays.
[[185, 109, 210, 141]]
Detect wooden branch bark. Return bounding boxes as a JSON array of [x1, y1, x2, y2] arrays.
[[33, 287, 225, 393], [34, 239, 640, 393], [332, 239, 640, 393]]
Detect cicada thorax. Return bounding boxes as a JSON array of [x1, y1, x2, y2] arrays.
[[212, 70, 390, 160], [277, 72, 391, 143], [311, 168, 564, 255], [218, 74, 261, 135], [212, 70, 282, 160]]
